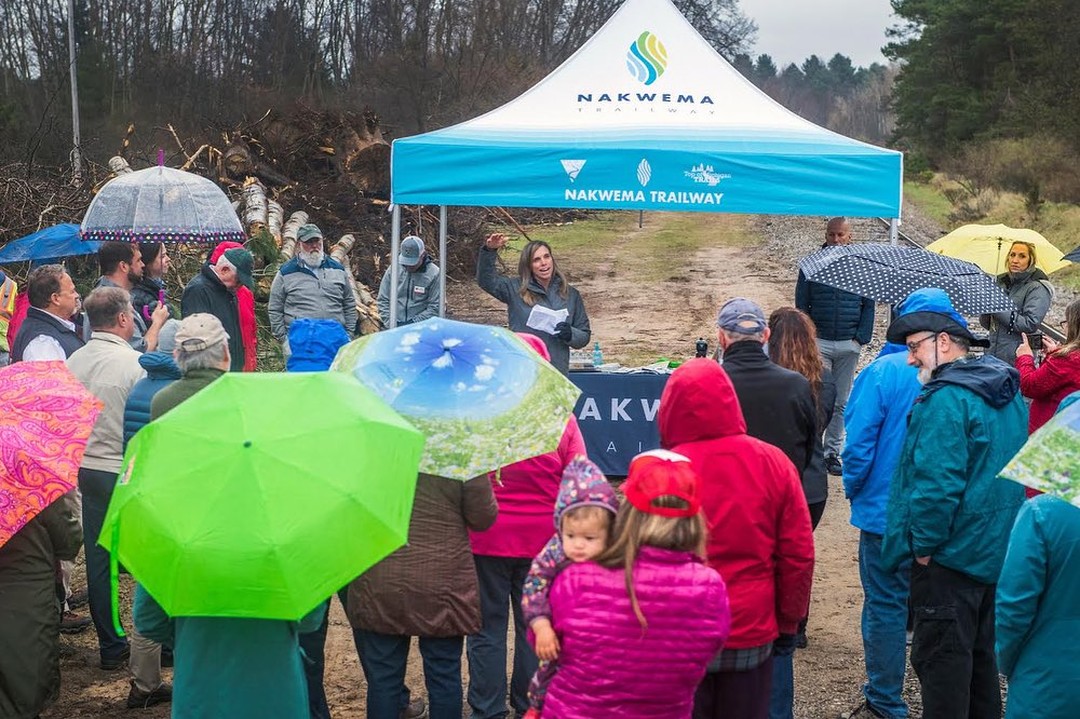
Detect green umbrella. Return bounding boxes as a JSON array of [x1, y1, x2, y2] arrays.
[[99, 372, 424, 625]]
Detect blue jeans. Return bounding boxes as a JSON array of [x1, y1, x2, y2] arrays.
[[467, 555, 537, 718], [768, 633, 796, 719], [354, 631, 463, 719], [859, 531, 910, 719], [79, 467, 128, 662]]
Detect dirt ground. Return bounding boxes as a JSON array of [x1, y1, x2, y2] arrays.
[[47, 212, 921, 718]]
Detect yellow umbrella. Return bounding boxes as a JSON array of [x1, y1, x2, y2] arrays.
[[927, 224, 1070, 275]]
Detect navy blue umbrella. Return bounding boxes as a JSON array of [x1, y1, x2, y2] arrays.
[[0, 224, 101, 264], [799, 243, 1015, 315]]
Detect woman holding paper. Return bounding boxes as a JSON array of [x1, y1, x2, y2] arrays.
[[477, 233, 591, 375]]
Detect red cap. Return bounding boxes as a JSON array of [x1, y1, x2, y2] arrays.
[[623, 449, 701, 518]]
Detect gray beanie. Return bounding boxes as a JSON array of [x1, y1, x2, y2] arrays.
[[157, 318, 182, 353]]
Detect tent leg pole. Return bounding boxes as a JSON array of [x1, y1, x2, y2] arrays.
[[390, 206, 401, 328], [639, 210, 643, 228], [439, 206, 448, 318], [889, 218, 899, 247]]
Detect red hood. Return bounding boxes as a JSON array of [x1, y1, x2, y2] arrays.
[[516, 332, 551, 361], [659, 358, 747, 447]]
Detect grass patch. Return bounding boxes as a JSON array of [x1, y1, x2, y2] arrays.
[[494, 211, 757, 281], [904, 180, 953, 227]]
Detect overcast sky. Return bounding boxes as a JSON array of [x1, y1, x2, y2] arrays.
[[738, 0, 897, 69]]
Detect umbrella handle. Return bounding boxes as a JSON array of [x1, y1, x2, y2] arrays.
[[110, 521, 127, 638]]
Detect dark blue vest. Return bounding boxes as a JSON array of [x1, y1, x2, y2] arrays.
[[11, 307, 85, 361]]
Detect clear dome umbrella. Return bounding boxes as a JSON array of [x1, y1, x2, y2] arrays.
[[81, 164, 244, 245]]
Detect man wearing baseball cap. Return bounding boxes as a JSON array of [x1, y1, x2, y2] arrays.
[[377, 235, 441, 327], [268, 223, 357, 358], [880, 288, 1026, 718], [150, 313, 231, 419]]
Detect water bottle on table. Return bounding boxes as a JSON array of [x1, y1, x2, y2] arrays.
[[592, 341, 603, 368]]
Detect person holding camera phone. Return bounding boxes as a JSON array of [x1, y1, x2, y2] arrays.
[[1016, 298, 1080, 436]]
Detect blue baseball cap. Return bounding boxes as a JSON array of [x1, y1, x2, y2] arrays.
[[717, 297, 767, 334]]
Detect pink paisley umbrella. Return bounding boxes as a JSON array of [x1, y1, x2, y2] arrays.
[[0, 361, 102, 547]]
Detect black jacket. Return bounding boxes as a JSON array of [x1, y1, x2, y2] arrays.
[[802, 370, 837, 505], [180, 266, 244, 371], [719, 341, 817, 476]]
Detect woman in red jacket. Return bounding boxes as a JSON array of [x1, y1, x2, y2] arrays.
[[1016, 298, 1080, 433]]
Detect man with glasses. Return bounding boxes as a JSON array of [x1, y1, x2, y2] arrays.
[[268, 223, 357, 359], [879, 288, 1026, 719]]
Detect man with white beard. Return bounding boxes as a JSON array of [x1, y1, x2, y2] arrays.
[[879, 287, 1026, 719], [268, 223, 358, 358]]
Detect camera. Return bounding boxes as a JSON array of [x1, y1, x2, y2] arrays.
[[1028, 332, 1044, 351]]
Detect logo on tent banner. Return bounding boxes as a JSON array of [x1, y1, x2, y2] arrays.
[[637, 159, 652, 187], [626, 31, 668, 86], [561, 159, 586, 182], [685, 164, 730, 187], [563, 159, 724, 207]]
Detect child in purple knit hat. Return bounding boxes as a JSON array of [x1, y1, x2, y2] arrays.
[[520, 455, 620, 718]]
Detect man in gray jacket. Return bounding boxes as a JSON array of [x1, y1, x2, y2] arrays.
[[268, 223, 357, 358], [378, 235, 442, 327]]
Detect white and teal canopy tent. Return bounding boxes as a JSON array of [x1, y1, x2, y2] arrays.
[[387, 0, 903, 326]]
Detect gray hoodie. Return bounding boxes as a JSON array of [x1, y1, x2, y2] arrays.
[[377, 257, 442, 327]]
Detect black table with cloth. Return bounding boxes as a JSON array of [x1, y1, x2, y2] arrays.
[[567, 370, 670, 476]]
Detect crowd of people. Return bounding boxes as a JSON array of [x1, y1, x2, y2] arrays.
[[1, 216, 1080, 719]]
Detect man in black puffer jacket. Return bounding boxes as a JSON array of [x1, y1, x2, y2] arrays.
[[795, 217, 874, 475]]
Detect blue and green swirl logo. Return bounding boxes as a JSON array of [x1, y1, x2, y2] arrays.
[[626, 31, 668, 86]]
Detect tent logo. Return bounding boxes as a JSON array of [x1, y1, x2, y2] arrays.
[[561, 159, 586, 182], [626, 31, 668, 85], [637, 159, 652, 186], [685, 164, 730, 187]]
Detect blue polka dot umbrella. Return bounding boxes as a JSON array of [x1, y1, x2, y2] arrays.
[[332, 317, 581, 480], [81, 165, 244, 245], [798, 243, 1015, 315]]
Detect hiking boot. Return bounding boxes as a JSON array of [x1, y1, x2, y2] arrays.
[[68, 589, 89, 609], [825, 453, 843, 476], [59, 610, 92, 634], [840, 699, 886, 718], [161, 647, 174, 668], [101, 645, 131, 671], [795, 630, 808, 649], [400, 697, 427, 719], [126, 681, 172, 709]]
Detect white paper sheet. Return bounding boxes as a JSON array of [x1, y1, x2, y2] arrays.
[[525, 305, 569, 335]]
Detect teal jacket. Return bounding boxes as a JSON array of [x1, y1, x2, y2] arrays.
[[996, 495, 1080, 719], [882, 355, 1027, 584], [134, 585, 325, 718]]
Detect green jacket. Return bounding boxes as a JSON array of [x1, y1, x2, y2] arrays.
[[149, 368, 226, 421], [996, 495, 1080, 718], [0, 495, 82, 719], [134, 585, 324, 719], [882, 355, 1027, 584]]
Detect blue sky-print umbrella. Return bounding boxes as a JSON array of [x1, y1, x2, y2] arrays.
[[332, 318, 581, 480]]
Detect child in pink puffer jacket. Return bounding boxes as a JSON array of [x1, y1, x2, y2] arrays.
[[521, 456, 620, 717], [538, 449, 731, 719]]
